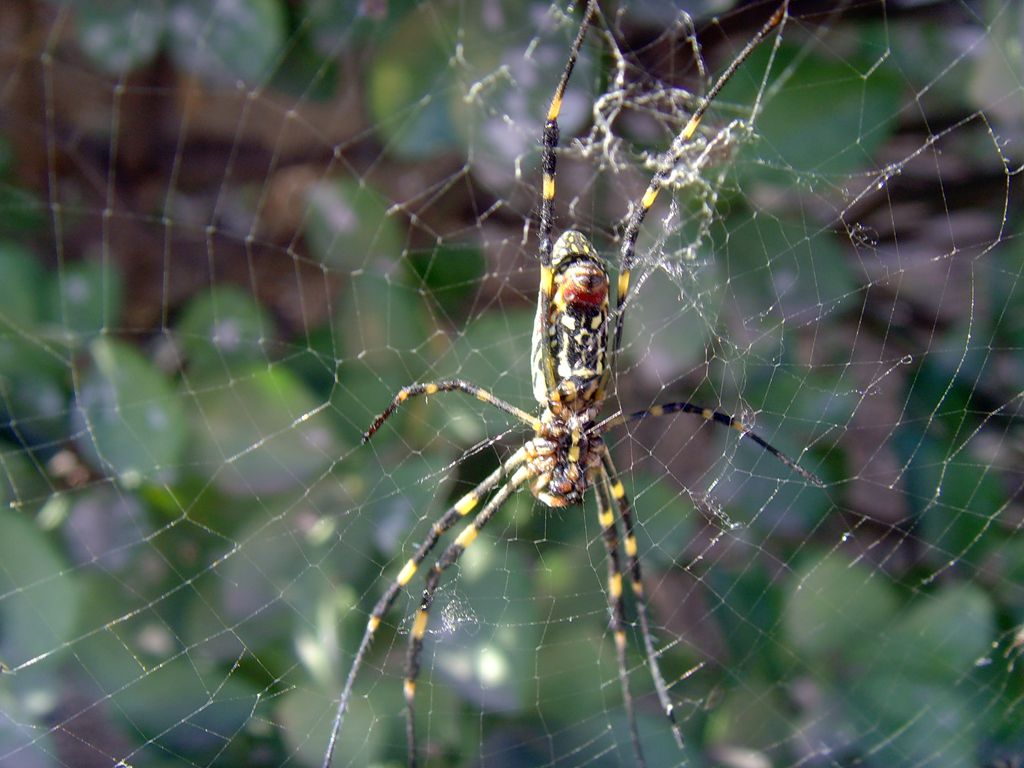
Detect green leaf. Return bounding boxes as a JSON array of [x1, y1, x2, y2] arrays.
[[784, 551, 898, 659], [878, 584, 995, 682], [447, 0, 593, 185], [623, 258, 716, 377], [70, 570, 193, 694], [897, 410, 1008, 561], [448, 307, 533, 406], [406, 244, 485, 317], [536, 627, 616, 729], [0, 135, 12, 178], [399, 307, 536, 445], [73, 338, 188, 485], [167, 0, 287, 85], [267, 31, 339, 101], [303, 0, 379, 60], [335, 269, 429, 357], [278, 683, 394, 767], [185, 475, 369, 667], [43, 259, 123, 347], [186, 365, 344, 496], [847, 675, 981, 768], [304, 178, 402, 270], [330, 270, 432, 444], [720, 213, 858, 338], [175, 285, 274, 377], [0, 242, 44, 326], [708, 563, 783, 672], [722, 40, 903, 177], [360, 450, 454, 558], [0, 244, 73, 443], [61, 485, 146, 572], [0, 509, 82, 668], [0, 441, 53, 512], [919, 454, 1007, 561], [0, 185, 45, 235], [546, 698, 693, 766], [984, 237, 1024, 349], [706, 681, 791, 752], [111, 655, 260, 752], [0, 335, 68, 446], [533, 545, 607, 627], [967, 3, 1024, 125], [75, 0, 164, 75], [995, 537, 1024, 621], [430, 535, 540, 715], [367, 3, 458, 158], [626, 471, 696, 571], [286, 323, 342, 398]]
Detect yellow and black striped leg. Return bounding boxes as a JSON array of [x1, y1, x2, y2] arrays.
[[321, 450, 526, 768], [611, 2, 789, 361], [362, 379, 541, 443], [601, 450, 685, 751], [403, 465, 531, 768], [593, 403, 823, 487], [591, 466, 646, 768], [597, 401, 823, 487], [534, 0, 597, 397], [538, 0, 597, 268]]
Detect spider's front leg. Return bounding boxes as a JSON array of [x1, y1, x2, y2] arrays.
[[589, 463, 646, 767], [600, 449, 685, 750], [401, 464, 531, 768]]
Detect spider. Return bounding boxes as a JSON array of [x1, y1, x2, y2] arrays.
[[324, 2, 818, 766]]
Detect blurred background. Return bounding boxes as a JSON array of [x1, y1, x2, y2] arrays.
[[1, 1, 1022, 766]]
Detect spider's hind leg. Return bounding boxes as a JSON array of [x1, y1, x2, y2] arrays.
[[321, 449, 527, 768], [402, 464, 531, 767], [591, 463, 648, 767], [600, 450, 685, 751]]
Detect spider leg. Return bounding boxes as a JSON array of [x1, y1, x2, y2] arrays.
[[362, 379, 541, 443], [539, 0, 597, 269], [536, 0, 598, 397], [321, 448, 527, 768], [403, 464, 531, 768], [611, 2, 789, 361], [590, 464, 646, 767], [600, 449, 685, 751], [598, 400, 823, 487]]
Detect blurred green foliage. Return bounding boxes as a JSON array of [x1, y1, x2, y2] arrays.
[[1, 1, 1022, 767]]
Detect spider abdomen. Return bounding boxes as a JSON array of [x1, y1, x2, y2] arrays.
[[531, 230, 611, 410]]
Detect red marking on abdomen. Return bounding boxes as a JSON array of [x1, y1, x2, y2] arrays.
[[563, 284, 607, 306], [561, 265, 609, 307]]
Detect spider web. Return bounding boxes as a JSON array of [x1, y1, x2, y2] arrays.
[[1, 1, 1022, 766]]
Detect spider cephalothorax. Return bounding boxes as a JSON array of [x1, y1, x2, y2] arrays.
[[526, 409, 604, 507], [324, 4, 817, 768]]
